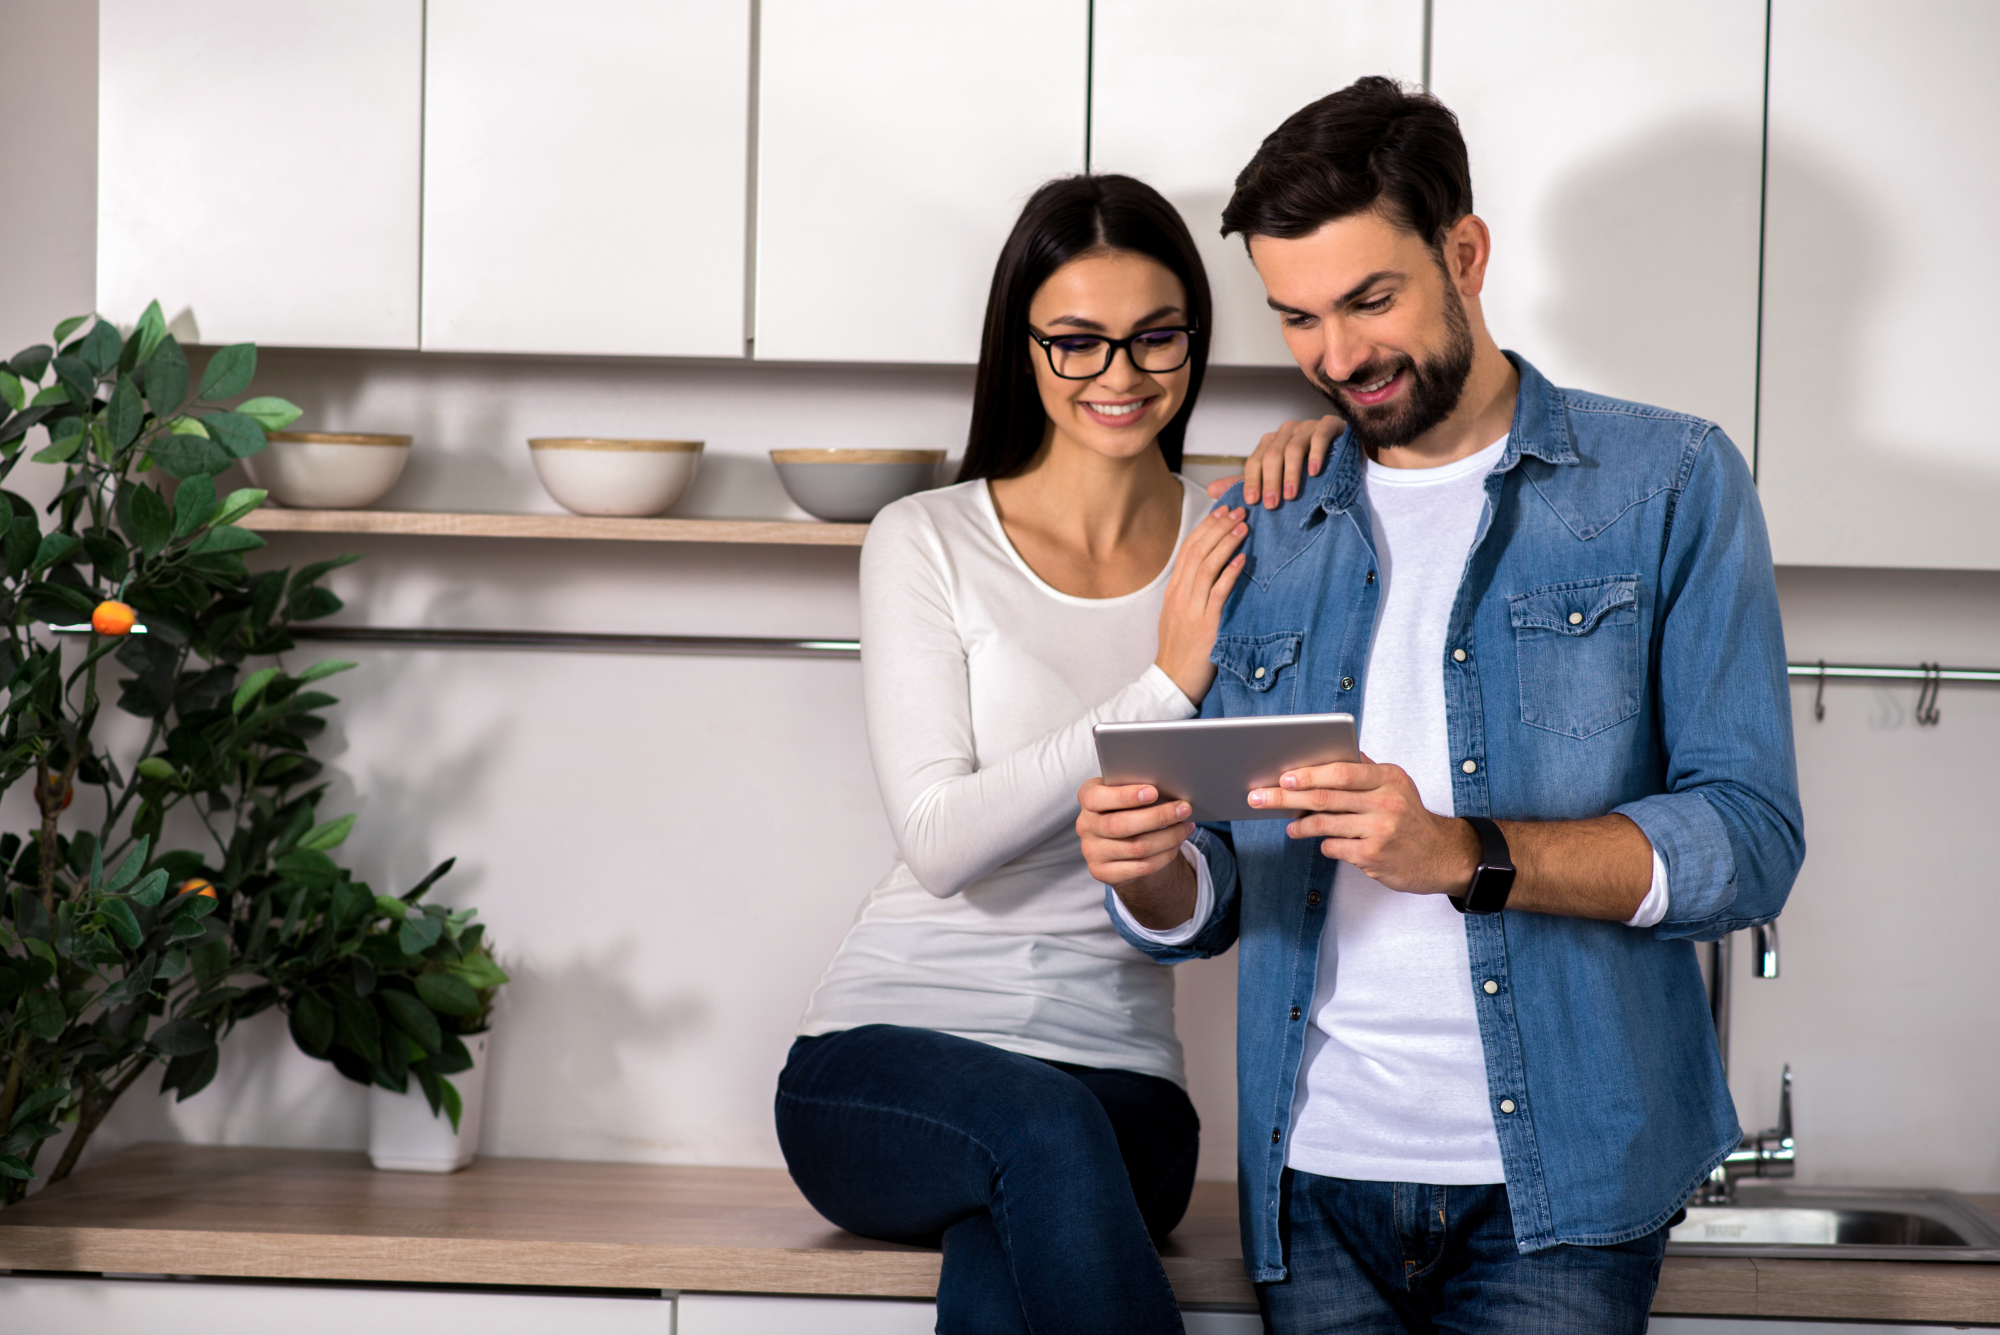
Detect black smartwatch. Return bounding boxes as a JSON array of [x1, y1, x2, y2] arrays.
[[1450, 816, 1515, 915]]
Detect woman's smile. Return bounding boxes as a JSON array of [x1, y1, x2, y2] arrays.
[[1080, 395, 1157, 427]]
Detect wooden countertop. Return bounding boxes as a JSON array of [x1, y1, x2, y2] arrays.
[[1, 1145, 1996, 1322]]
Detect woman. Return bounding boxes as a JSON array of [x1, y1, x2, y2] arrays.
[[775, 175, 1248, 1335]]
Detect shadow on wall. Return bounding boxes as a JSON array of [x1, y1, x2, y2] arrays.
[[1534, 119, 1764, 435]]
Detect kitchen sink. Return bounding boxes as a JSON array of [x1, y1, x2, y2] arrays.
[[1668, 1185, 2000, 1262]]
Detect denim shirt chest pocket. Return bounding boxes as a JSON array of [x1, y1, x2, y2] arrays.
[[1508, 575, 1642, 738], [1212, 631, 1305, 715]]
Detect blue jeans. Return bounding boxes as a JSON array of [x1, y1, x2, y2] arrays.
[[775, 1025, 1199, 1335], [1260, 1173, 1669, 1334]]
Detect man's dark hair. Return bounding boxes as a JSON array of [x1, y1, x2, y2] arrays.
[[1221, 76, 1473, 249]]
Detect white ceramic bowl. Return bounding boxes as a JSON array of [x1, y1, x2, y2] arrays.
[[770, 449, 944, 522], [528, 438, 703, 517], [1180, 454, 1249, 491], [244, 432, 412, 509]]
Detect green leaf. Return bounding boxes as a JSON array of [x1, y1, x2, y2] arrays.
[[290, 992, 336, 1057], [0, 370, 22, 412], [149, 1016, 215, 1056], [189, 525, 264, 555], [141, 337, 189, 416], [3, 515, 37, 576], [52, 354, 95, 406], [212, 487, 267, 528], [104, 835, 151, 892], [135, 757, 177, 783], [373, 894, 409, 920], [446, 953, 510, 990], [30, 532, 81, 572], [415, 971, 479, 1017], [299, 813, 355, 852], [105, 378, 146, 451], [198, 343, 256, 400], [233, 666, 281, 714], [30, 432, 85, 465], [134, 301, 168, 365], [146, 429, 232, 479], [169, 415, 209, 438], [99, 897, 143, 948], [438, 1077, 463, 1133], [9, 1085, 69, 1131], [0, 1155, 32, 1181], [234, 395, 302, 432], [199, 410, 265, 459], [128, 868, 169, 907], [297, 659, 357, 685], [28, 384, 69, 407], [53, 314, 89, 343], [21, 988, 64, 1039], [399, 913, 443, 955], [379, 989, 442, 1054], [80, 319, 123, 375], [173, 471, 217, 538], [131, 482, 172, 560], [9, 345, 52, 381]]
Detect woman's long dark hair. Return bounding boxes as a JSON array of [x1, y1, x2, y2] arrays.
[[957, 174, 1213, 483]]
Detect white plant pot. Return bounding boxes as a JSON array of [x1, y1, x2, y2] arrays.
[[368, 1031, 489, 1173]]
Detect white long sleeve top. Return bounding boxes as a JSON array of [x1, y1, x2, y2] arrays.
[[796, 475, 1212, 1085]]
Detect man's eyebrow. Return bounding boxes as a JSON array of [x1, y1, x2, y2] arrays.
[[1266, 271, 1404, 316], [1044, 304, 1186, 331]]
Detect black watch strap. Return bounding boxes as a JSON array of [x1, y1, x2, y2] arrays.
[[1450, 815, 1516, 915]]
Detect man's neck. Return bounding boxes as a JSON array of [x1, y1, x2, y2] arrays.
[[1367, 339, 1519, 471]]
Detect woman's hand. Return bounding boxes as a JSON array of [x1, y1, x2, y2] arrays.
[[1154, 504, 1248, 703], [1204, 414, 1345, 508]]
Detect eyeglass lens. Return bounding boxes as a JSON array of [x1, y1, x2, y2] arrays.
[[1046, 330, 1190, 378]]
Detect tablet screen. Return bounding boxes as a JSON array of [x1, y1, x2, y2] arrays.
[[1093, 713, 1360, 823]]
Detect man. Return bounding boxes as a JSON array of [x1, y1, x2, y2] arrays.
[[1078, 77, 1803, 1332]]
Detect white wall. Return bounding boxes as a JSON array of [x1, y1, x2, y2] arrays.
[[8, 7, 1999, 1209]]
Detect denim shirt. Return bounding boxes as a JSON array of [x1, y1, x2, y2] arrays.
[[1111, 354, 1804, 1277]]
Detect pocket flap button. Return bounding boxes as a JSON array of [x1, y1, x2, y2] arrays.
[[1254, 666, 1265, 679], [1568, 611, 1584, 625]]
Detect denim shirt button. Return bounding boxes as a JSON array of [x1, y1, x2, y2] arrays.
[[1453, 648, 1468, 662], [1340, 675, 1355, 690], [1461, 759, 1478, 774], [1365, 570, 1376, 584], [1272, 1127, 1282, 1144], [1306, 890, 1322, 907], [1289, 1006, 1301, 1021], [1483, 980, 1499, 995], [1499, 1099, 1517, 1114]]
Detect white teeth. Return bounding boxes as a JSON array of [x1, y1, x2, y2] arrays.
[[1089, 401, 1144, 416], [1358, 375, 1393, 393]]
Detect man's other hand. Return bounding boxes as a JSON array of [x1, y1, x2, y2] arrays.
[[1247, 757, 1480, 896]]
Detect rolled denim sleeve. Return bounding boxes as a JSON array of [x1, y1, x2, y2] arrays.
[[1106, 823, 1242, 962], [1616, 426, 1805, 940]]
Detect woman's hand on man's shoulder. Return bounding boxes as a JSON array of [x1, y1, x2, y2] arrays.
[[1203, 414, 1344, 509]]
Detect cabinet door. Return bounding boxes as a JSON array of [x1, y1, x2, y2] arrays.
[[1757, 0, 2000, 570], [421, 1, 751, 358], [1089, 2, 1425, 368], [98, 0, 422, 348], [754, 1, 1088, 365], [1429, 0, 1767, 445]]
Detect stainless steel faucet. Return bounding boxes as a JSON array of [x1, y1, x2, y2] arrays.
[[1695, 923, 1794, 1204]]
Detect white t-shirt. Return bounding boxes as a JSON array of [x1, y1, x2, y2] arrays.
[[1120, 436, 1668, 1183], [797, 475, 1213, 1086]]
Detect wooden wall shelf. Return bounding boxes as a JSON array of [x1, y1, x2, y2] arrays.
[[239, 509, 869, 547]]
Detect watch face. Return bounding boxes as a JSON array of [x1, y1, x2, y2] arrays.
[[1467, 864, 1517, 914]]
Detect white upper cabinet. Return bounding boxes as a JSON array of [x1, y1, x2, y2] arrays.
[[1429, 0, 1767, 447], [98, 0, 422, 348], [754, 1, 1088, 365], [421, 1, 751, 358], [1758, 0, 2000, 570], [1089, 2, 1425, 368]]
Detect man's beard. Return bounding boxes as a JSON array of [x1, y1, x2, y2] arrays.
[[1310, 280, 1476, 450]]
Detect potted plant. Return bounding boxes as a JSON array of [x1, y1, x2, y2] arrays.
[[0, 305, 506, 1202]]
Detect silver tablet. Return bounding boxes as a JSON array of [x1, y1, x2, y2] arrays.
[[1093, 713, 1360, 823]]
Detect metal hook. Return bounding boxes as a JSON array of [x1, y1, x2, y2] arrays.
[[1916, 662, 1942, 727], [1813, 659, 1826, 722]]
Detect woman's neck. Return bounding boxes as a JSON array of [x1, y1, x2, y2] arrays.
[[988, 429, 1184, 597]]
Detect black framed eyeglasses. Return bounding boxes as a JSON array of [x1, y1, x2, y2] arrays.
[[1027, 325, 1198, 380]]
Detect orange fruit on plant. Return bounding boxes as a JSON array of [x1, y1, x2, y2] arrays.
[[91, 600, 137, 636], [179, 878, 216, 899], [40, 777, 72, 812]]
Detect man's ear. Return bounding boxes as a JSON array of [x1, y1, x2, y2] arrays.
[[1445, 214, 1494, 299]]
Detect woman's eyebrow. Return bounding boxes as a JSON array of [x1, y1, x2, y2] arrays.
[[1042, 304, 1186, 331]]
